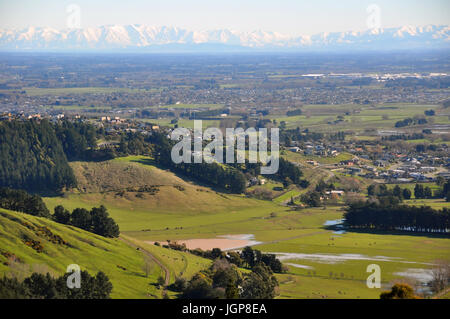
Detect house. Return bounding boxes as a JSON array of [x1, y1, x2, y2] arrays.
[[306, 160, 318, 166], [326, 190, 345, 196], [288, 147, 301, 153]]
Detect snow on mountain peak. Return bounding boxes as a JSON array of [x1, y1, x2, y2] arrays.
[[0, 24, 448, 51]]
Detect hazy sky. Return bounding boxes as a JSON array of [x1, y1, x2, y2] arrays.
[[0, 0, 449, 35]]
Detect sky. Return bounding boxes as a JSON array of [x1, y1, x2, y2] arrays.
[[0, 0, 449, 36]]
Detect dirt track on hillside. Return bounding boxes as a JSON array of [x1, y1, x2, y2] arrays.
[[119, 236, 170, 287]]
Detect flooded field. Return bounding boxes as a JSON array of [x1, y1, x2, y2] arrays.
[[147, 234, 262, 251]]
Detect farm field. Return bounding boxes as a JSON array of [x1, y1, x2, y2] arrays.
[[154, 103, 224, 109], [267, 103, 448, 133]]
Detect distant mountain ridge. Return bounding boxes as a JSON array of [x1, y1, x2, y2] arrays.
[[0, 24, 449, 51]]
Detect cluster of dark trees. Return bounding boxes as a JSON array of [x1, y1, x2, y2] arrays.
[[300, 191, 322, 207], [368, 184, 412, 202], [172, 259, 278, 299], [187, 108, 229, 119], [277, 157, 309, 188], [229, 160, 262, 179], [0, 187, 119, 238], [56, 120, 145, 162], [0, 271, 112, 299], [344, 201, 450, 233], [229, 156, 308, 189], [118, 132, 151, 156], [298, 180, 337, 207], [236, 246, 284, 273], [415, 144, 438, 152], [152, 133, 246, 193], [395, 117, 427, 128], [54, 120, 98, 161], [53, 205, 120, 238], [0, 119, 76, 193], [413, 184, 434, 199], [424, 109, 435, 116], [286, 109, 303, 117], [329, 131, 347, 141], [381, 133, 424, 141], [444, 181, 450, 202], [369, 182, 450, 202], [298, 180, 338, 207], [0, 187, 50, 218], [56, 120, 152, 161]]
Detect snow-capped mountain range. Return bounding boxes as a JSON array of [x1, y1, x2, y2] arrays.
[[0, 24, 449, 51]]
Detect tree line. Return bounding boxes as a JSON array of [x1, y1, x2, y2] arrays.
[[53, 205, 120, 238], [344, 201, 450, 233], [0, 271, 112, 299], [0, 187, 50, 218], [368, 182, 450, 202], [0, 187, 119, 238], [395, 117, 427, 128]]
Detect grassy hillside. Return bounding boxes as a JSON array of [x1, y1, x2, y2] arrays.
[[0, 208, 210, 298], [45, 156, 289, 237], [70, 158, 184, 193]]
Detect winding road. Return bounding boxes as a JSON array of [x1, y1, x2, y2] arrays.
[[119, 236, 170, 287]]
